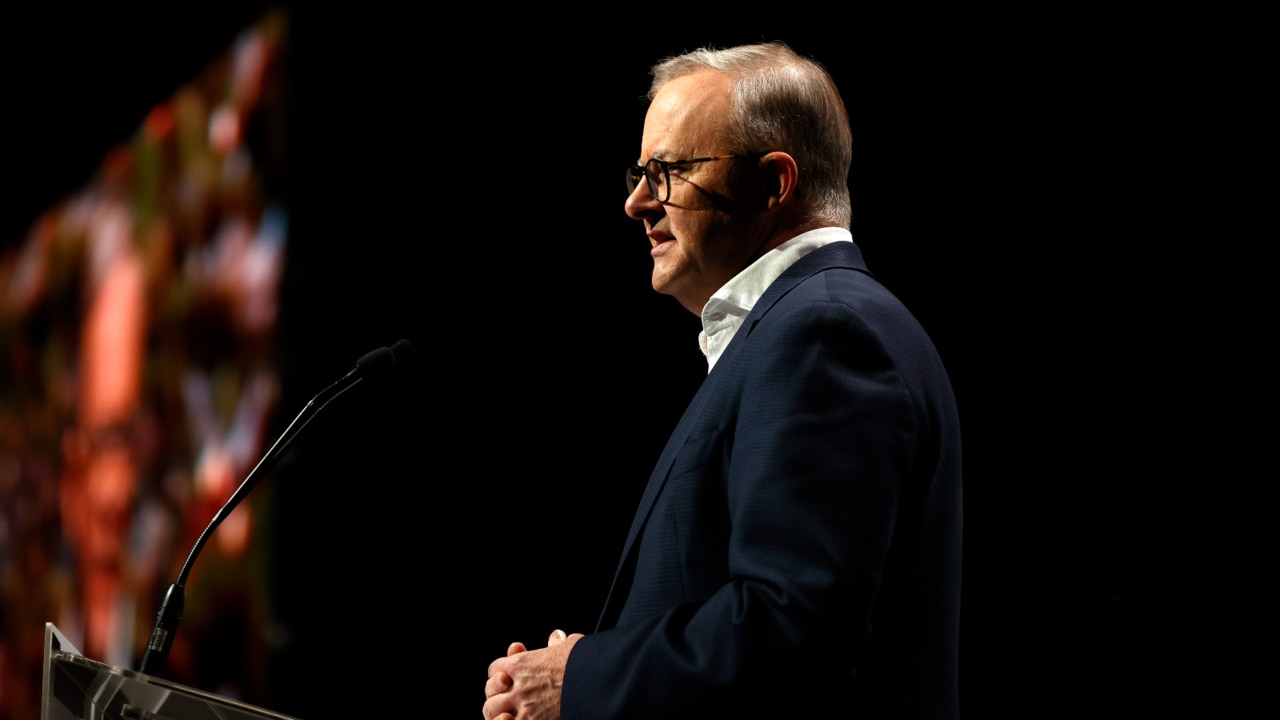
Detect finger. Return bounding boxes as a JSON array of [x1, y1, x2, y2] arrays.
[[487, 653, 513, 676], [484, 670, 513, 699], [482, 693, 516, 720], [506, 641, 528, 656], [548, 629, 567, 646]]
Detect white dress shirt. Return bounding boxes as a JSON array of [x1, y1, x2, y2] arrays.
[[698, 227, 853, 373]]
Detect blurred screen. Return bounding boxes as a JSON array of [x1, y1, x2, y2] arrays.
[[1, 7, 289, 716]]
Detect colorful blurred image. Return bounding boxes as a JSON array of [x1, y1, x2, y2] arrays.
[[0, 8, 290, 717]]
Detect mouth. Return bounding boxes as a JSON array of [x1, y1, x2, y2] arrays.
[[648, 229, 675, 255]]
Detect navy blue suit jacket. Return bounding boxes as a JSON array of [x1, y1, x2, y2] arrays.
[[563, 240, 962, 719]]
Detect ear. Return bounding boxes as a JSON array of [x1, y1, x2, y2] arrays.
[[759, 151, 799, 211]]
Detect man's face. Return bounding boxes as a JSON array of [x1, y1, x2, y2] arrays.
[[625, 71, 768, 315]]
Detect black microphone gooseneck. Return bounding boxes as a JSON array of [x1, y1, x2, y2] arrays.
[[138, 339, 416, 676]]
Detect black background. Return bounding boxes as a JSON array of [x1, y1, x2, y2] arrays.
[[5, 3, 1251, 718]]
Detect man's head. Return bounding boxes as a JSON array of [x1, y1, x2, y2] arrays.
[[625, 42, 852, 314]]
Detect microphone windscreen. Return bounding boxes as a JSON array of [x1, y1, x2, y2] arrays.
[[354, 339, 417, 378], [389, 339, 417, 368]]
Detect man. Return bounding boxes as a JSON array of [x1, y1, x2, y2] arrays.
[[484, 41, 962, 719]]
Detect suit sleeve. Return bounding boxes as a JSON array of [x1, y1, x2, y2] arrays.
[[562, 288, 923, 718]]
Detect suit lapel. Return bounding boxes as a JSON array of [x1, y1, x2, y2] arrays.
[[595, 363, 720, 629]]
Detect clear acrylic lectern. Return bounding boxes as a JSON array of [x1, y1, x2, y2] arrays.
[[40, 623, 298, 720]]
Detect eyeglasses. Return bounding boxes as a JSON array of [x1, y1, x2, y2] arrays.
[[626, 153, 763, 202]]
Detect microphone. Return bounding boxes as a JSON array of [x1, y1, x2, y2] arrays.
[[352, 338, 416, 381], [138, 339, 417, 677]]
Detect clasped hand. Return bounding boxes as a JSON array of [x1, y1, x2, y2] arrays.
[[483, 629, 583, 720]]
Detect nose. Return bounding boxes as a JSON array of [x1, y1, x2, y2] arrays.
[[624, 179, 663, 222]]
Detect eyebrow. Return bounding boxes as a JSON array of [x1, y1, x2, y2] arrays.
[[645, 146, 676, 162]]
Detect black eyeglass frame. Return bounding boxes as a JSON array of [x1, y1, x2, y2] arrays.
[[626, 152, 765, 202]]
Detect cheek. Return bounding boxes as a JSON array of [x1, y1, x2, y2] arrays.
[[671, 214, 707, 262]]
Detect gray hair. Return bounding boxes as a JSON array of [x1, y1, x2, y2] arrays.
[[650, 42, 853, 228]]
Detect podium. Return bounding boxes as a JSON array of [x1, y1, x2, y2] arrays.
[[40, 623, 298, 720]]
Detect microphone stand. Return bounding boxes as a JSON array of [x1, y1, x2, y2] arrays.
[[138, 340, 415, 677]]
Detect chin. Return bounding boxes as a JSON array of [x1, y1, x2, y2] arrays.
[[650, 271, 672, 295], [651, 277, 682, 300]]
